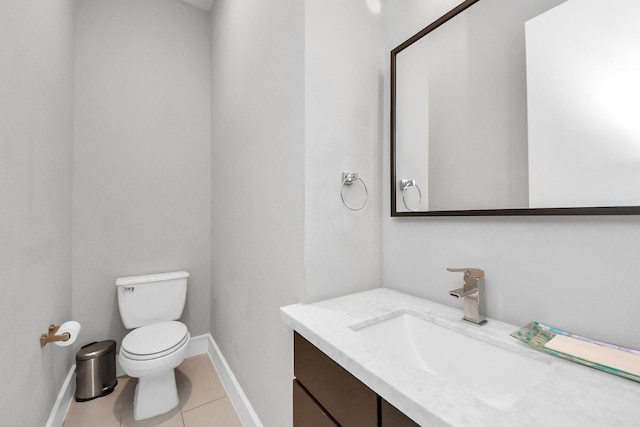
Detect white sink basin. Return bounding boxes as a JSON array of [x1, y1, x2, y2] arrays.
[[353, 311, 552, 409]]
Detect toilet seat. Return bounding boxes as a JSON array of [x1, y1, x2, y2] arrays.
[[121, 321, 189, 361]]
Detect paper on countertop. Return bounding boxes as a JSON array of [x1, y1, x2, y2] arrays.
[[545, 334, 640, 377]]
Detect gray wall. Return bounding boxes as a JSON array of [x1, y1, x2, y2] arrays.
[[209, 1, 305, 427], [382, 217, 640, 349], [209, 1, 383, 426], [304, 0, 384, 302], [382, 1, 640, 350], [72, 0, 212, 346], [0, 0, 75, 425]]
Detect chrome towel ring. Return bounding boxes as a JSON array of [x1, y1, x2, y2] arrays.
[[341, 172, 368, 211]]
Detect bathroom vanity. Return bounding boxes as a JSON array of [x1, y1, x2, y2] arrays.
[[293, 331, 417, 427], [281, 289, 640, 426]]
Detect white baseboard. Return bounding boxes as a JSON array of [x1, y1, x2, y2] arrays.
[[45, 364, 76, 427], [48, 334, 262, 427], [190, 334, 264, 427]]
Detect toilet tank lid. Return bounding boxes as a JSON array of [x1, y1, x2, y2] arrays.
[[115, 271, 189, 286]]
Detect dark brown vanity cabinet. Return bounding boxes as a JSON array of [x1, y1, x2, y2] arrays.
[[293, 332, 377, 426], [293, 380, 339, 427], [380, 398, 421, 427], [293, 332, 420, 427]]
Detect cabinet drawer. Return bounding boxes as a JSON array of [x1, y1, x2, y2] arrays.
[[293, 380, 339, 427], [381, 398, 421, 427], [294, 332, 377, 427]]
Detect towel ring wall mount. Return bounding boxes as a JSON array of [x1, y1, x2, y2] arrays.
[[341, 172, 368, 211]]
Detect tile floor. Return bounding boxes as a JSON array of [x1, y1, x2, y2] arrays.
[[63, 354, 243, 427]]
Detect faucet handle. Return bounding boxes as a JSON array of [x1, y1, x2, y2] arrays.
[[447, 268, 484, 279]]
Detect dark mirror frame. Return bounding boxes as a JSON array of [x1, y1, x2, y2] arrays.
[[390, 0, 640, 217]]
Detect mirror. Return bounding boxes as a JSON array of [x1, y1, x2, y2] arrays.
[[391, 0, 640, 216]]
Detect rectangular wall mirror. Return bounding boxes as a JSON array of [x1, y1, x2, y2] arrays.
[[391, 0, 640, 216]]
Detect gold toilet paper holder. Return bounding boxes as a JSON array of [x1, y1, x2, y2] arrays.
[[40, 324, 70, 348]]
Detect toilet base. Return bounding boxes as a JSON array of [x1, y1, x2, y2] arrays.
[[133, 370, 179, 420]]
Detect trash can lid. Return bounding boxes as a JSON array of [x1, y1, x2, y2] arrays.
[[76, 340, 116, 361]]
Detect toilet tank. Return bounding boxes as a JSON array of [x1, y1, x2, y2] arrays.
[[116, 271, 189, 329]]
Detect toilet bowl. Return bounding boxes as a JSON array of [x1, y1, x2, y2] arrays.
[[116, 271, 190, 421], [119, 321, 190, 420]]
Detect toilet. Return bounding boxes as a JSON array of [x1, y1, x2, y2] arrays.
[[116, 271, 191, 420]]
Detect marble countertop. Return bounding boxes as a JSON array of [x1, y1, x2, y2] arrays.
[[280, 288, 640, 427]]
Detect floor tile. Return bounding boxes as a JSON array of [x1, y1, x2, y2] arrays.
[[182, 397, 242, 427], [62, 376, 129, 427], [120, 407, 184, 427], [176, 354, 227, 412], [63, 354, 240, 427]]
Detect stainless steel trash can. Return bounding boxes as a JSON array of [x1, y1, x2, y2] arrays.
[[75, 340, 117, 402]]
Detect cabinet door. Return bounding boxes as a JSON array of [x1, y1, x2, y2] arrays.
[[293, 380, 339, 427], [294, 332, 378, 427], [381, 398, 421, 427]]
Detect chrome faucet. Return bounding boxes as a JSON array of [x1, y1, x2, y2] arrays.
[[447, 268, 487, 325]]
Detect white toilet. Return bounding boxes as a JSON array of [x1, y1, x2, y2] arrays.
[[116, 271, 191, 420]]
